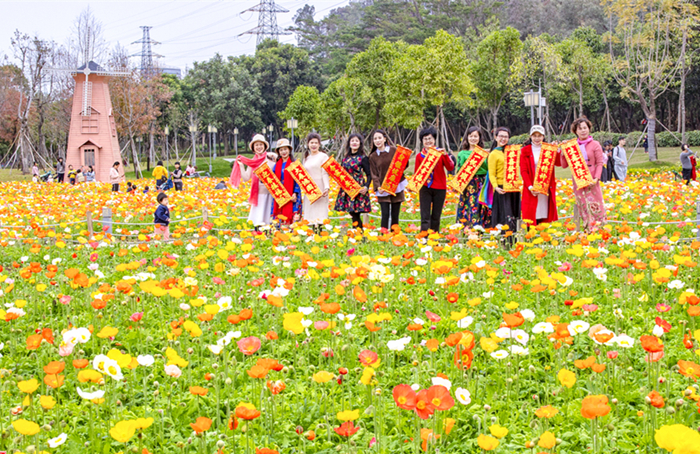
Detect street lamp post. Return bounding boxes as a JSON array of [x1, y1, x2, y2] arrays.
[[268, 124, 274, 148], [286, 118, 298, 153], [233, 128, 239, 158], [212, 126, 217, 159], [523, 90, 541, 127]]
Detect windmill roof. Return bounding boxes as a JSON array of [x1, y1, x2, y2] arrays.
[[77, 61, 105, 72]]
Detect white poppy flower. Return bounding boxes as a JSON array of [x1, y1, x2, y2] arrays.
[[77, 387, 105, 400], [532, 322, 554, 334], [455, 387, 471, 405], [431, 376, 451, 390], [490, 350, 509, 359], [137, 355, 155, 366], [47, 433, 68, 447]]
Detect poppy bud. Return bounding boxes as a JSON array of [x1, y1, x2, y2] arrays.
[[666, 407, 675, 415], [296, 426, 304, 435]]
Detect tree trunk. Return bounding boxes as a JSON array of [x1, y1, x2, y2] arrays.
[[415, 125, 421, 153], [491, 108, 499, 141], [647, 116, 657, 162], [679, 27, 687, 143], [174, 127, 180, 161], [18, 122, 33, 173], [129, 135, 142, 179], [148, 125, 155, 170], [602, 84, 611, 132]]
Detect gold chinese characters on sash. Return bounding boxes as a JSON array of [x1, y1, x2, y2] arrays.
[[561, 139, 594, 189], [532, 143, 558, 194], [322, 156, 363, 200], [408, 147, 443, 192], [449, 146, 489, 193], [503, 145, 523, 192], [254, 165, 293, 207], [287, 161, 323, 203], [379, 145, 412, 196]]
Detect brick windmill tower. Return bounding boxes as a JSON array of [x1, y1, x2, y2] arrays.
[[61, 62, 129, 182]]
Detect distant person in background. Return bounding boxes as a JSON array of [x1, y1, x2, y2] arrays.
[[76, 168, 84, 184], [186, 164, 196, 177], [612, 137, 628, 182], [680, 144, 696, 185], [84, 166, 95, 183], [643, 134, 648, 154], [143, 186, 150, 194], [56, 158, 65, 183], [32, 162, 40, 182], [152, 161, 168, 189], [214, 180, 227, 190], [600, 141, 612, 183], [67, 165, 77, 185], [172, 162, 184, 191], [110, 161, 121, 192]]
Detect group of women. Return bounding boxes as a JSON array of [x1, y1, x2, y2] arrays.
[[231, 116, 607, 235]]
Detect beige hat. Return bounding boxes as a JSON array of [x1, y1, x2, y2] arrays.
[[529, 125, 546, 136], [249, 134, 270, 152], [275, 138, 293, 153]]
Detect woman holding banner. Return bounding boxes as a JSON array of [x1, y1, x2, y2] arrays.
[[559, 117, 606, 230], [519, 125, 560, 226], [334, 133, 372, 230], [488, 127, 521, 236], [302, 133, 330, 229], [415, 126, 455, 232], [231, 134, 276, 229], [456, 126, 491, 228], [369, 130, 407, 230], [272, 138, 302, 225]]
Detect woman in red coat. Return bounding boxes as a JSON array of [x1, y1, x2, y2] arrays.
[[520, 125, 560, 226]]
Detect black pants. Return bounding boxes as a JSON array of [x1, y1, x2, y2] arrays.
[[379, 202, 401, 230], [57, 173, 64, 183], [683, 168, 692, 184], [349, 212, 363, 229], [174, 181, 183, 191], [419, 187, 446, 232], [112, 183, 120, 192], [156, 178, 166, 189]]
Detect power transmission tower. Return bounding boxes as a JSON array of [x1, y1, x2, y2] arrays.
[[131, 26, 163, 77], [240, 0, 292, 46]]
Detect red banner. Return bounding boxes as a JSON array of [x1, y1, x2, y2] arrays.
[[449, 146, 488, 193], [254, 165, 293, 207], [532, 143, 558, 194], [561, 139, 594, 189], [408, 147, 443, 192], [322, 156, 363, 199], [287, 161, 323, 203], [380, 145, 412, 196], [504, 145, 523, 193]]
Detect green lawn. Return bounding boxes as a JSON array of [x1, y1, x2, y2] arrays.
[[0, 146, 685, 183]]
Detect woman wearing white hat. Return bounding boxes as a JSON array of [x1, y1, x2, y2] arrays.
[[519, 125, 560, 226], [229, 134, 276, 229]]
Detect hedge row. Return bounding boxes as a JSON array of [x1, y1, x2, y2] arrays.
[[503, 130, 699, 148]]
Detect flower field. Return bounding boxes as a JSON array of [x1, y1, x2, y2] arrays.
[[1, 172, 700, 454]]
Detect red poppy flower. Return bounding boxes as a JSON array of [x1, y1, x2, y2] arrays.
[[414, 389, 435, 420], [426, 385, 454, 411], [647, 390, 664, 409], [392, 384, 417, 410], [237, 336, 262, 356], [358, 350, 379, 367], [334, 421, 360, 437], [640, 335, 664, 353], [235, 406, 261, 421], [228, 414, 238, 430]]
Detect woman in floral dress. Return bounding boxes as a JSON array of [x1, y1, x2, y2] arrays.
[[334, 133, 372, 230]]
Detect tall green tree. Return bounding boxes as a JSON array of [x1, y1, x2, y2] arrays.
[[279, 85, 322, 141], [603, 0, 699, 161], [470, 27, 524, 138]]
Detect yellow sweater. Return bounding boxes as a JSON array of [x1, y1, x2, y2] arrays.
[[152, 166, 168, 180], [488, 148, 505, 187]]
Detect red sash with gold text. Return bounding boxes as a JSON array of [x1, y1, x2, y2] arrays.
[[532, 143, 558, 194], [449, 146, 488, 193], [254, 165, 293, 206], [287, 161, 322, 203], [322, 156, 362, 199], [561, 139, 594, 189], [504, 145, 523, 193], [408, 147, 443, 192], [379, 145, 412, 196]]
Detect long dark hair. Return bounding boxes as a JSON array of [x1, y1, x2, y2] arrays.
[[304, 132, 324, 160], [490, 127, 511, 151], [459, 126, 483, 151], [370, 129, 393, 153], [346, 133, 365, 156]]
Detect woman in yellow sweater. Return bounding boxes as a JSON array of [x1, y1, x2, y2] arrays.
[[152, 161, 169, 189], [488, 127, 520, 239]]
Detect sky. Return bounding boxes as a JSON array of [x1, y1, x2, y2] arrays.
[[0, 0, 349, 72]]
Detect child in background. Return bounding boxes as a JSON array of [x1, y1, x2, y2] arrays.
[[154, 192, 170, 240], [143, 186, 150, 194], [172, 162, 184, 191], [67, 165, 77, 185]]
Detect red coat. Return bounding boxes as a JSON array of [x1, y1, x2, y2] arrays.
[[414, 149, 455, 190], [519, 144, 560, 224]]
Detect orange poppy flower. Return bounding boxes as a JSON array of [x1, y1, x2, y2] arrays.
[[228, 414, 238, 430], [365, 321, 381, 332], [640, 335, 664, 353], [320, 303, 341, 314], [426, 385, 454, 411], [235, 406, 261, 420], [591, 363, 606, 373], [677, 360, 700, 381], [407, 323, 423, 331], [26, 334, 43, 350], [43, 374, 65, 389], [574, 356, 596, 370], [392, 384, 417, 410], [446, 293, 459, 304], [353, 286, 367, 303], [265, 331, 278, 340], [414, 389, 435, 420], [358, 350, 379, 367], [256, 449, 279, 454], [41, 328, 54, 344], [647, 390, 664, 409], [190, 417, 212, 434], [72, 359, 89, 369], [189, 386, 209, 396], [535, 405, 559, 418], [266, 295, 283, 307], [197, 313, 214, 322], [580, 395, 610, 419], [502, 312, 524, 328], [257, 358, 283, 371], [425, 339, 439, 352], [227, 314, 242, 325], [266, 380, 286, 395], [334, 421, 360, 437], [247, 365, 269, 379], [43, 361, 65, 375], [239, 309, 253, 320]]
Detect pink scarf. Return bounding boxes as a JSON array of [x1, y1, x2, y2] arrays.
[[577, 136, 594, 161], [229, 154, 268, 206]]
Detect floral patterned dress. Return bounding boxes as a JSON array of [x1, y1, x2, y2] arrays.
[[334, 152, 371, 213]]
